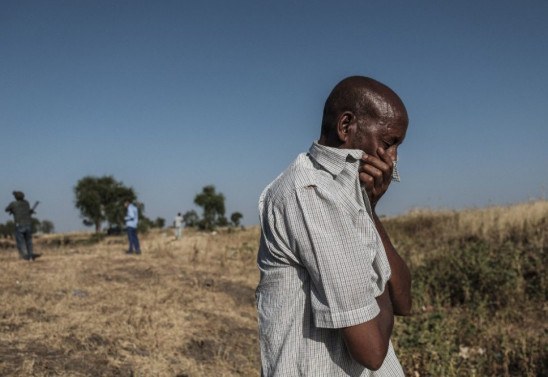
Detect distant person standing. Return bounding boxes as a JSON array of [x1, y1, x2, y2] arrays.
[[174, 212, 184, 240], [124, 200, 141, 255], [5, 191, 38, 261]]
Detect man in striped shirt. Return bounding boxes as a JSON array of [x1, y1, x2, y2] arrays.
[[256, 76, 412, 376]]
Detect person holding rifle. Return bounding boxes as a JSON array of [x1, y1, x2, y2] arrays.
[[5, 191, 40, 261]]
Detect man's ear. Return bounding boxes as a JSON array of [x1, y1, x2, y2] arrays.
[[336, 111, 355, 144]]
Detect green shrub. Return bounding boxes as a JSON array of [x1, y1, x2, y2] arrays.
[[386, 201, 547, 376], [413, 241, 522, 311]]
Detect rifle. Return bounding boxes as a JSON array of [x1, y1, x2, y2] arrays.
[[31, 201, 40, 214]]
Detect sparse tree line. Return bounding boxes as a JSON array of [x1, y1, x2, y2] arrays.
[[74, 176, 243, 234], [0, 219, 54, 239], [183, 185, 243, 231], [2, 176, 242, 237]]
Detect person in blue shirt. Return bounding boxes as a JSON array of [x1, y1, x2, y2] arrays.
[[124, 200, 141, 255]]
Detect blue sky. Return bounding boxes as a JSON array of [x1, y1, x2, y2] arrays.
[[1, 1, 547, 232]]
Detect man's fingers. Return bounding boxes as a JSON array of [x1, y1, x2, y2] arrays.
[[359, 149, 396, 205], [360, 164, 383, 183], [362, 153, 392, 173], [359, 172, 374, 189], [377, 148, 395, 168], [377, 148, 394, 179], [360, 166, 384, 202], [361, 158, 392, 185]]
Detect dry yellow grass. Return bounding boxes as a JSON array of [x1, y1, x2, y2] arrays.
[[455, 200, 547, 245], [386, 199, 547, 267], [1, 200, 546, 376], [0, 227, 261, 377], [399, 199, 546, 243]]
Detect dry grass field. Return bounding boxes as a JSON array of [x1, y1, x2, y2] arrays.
[[1, 200, 546, 376], [1, 228, 261, 377]]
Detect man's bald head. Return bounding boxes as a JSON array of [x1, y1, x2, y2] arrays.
[[320, 76, 408, 145]]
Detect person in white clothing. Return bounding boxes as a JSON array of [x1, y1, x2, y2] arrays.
[[174, 212, 184, 240], [256, 76, 412, 376]]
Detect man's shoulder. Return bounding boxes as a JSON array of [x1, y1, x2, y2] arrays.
[[261, 153, 330, 205]]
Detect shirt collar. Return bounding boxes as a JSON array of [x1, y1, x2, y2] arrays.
[[308, 141, 363, 176]]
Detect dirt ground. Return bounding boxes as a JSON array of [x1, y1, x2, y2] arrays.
[[0, 228, 261, 377]]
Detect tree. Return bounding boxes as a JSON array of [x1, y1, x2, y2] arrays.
[[74, 176, 136, 233], [183, 210, 199, 228], [217, 216, 229, 227], [40, 220, 55, 234], [2, 221, 15, 238], [194, 185, 225, 231], [154, 217, 165, 228], [31, 218, 41, 234], [230, 212, 243, 227]]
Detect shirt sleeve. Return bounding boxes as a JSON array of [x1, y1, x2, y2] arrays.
[[290, 185, 382, 329], [125, 206, 135, 222]]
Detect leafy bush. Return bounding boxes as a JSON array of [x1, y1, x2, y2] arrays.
[[414, 241, 522, 310], [386, 200, 547, 377]]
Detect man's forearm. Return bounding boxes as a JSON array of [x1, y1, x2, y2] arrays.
[[372, 212, 412, 316], [342, 288, 394, 370]]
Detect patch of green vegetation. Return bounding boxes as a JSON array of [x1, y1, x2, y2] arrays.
[[387, 202, 547, 377]]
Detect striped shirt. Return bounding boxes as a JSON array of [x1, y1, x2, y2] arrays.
[[256, 142, 404, 376]]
